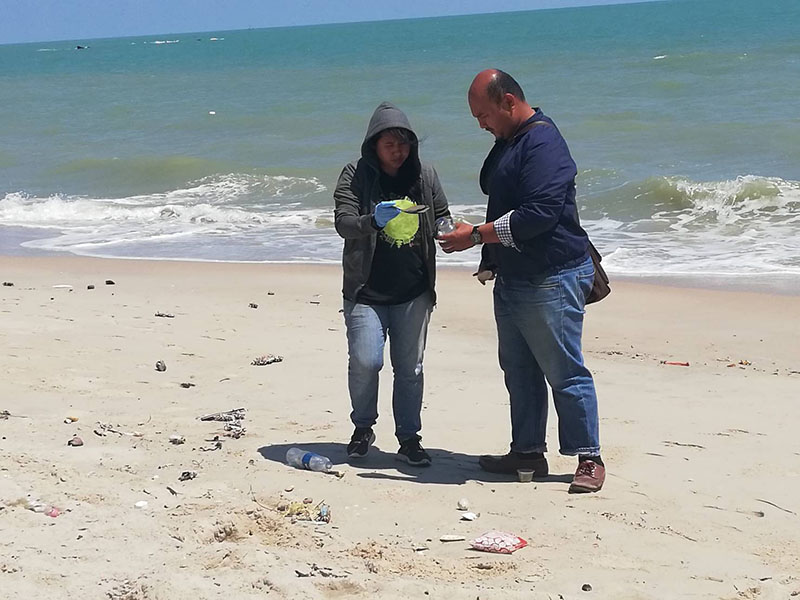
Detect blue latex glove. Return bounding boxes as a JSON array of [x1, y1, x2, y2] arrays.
[[373, 201, 400, 228]]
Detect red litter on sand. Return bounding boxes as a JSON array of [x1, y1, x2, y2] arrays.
[[470, 531, 528, 554]]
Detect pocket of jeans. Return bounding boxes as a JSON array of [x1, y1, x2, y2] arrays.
[[502, 275, 559, 290], [501, 278, 562, 307], [578, 272, 594, 301]]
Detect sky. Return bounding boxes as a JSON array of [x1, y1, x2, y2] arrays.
[[0, 0, 660, 45]]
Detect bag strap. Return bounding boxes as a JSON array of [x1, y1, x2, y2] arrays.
[[511, 119, 551, 140]]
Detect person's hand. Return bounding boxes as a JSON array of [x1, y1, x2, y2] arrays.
[[374, 201, 400, 228], [473, 270, 496, 285], [437, 221, 475, 253]]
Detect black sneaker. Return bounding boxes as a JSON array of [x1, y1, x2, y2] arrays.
[[397, 438, 432, 467], [478, 451, 548, 476], [347, 427, 375, 458]]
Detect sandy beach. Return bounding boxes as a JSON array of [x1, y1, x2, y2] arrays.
[[1, 256, 798, 599]]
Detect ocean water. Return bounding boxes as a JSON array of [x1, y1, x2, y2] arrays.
[[1, 0, 799, 284]]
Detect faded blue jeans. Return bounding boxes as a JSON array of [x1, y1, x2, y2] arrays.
[[493, 255, 600, 456], [343, 291, 432, 442]]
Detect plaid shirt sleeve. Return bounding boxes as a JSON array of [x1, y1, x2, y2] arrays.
[[494, 211, 519, 251]]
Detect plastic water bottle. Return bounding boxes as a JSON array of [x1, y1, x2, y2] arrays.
[[286, 447, 333, 473], [435, 216, 455, 237]]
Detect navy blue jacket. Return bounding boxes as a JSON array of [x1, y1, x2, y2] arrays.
[[480, 110, 589, 278]]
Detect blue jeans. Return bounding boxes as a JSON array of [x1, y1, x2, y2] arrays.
[[343, 291, 432, 442], [493, 255, 600, 456]]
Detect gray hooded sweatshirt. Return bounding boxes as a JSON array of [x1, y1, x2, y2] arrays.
[[334, 102, 450, 303]]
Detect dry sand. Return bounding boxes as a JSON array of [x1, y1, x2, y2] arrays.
[[1, 256, 799, 599]]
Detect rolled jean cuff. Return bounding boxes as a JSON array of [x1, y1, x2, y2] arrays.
[[511, 444, 548, 454], [559, 446, 601, 457]]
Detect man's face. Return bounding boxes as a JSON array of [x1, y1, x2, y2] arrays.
[[469, 92, 514, 140], [375, 131, 410, 176]]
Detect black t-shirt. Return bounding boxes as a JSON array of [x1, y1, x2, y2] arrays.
[[356, 173, 428, 305]]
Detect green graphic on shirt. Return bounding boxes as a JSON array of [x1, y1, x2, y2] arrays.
[[382, 197, 419, 247]]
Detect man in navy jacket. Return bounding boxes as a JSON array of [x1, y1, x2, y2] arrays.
[[440, 69, 605, 493]]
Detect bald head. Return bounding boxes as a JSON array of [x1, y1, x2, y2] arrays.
[[468, 69, 533, 140], [469, 69, 526, 104], [468, 69, 498, 100]]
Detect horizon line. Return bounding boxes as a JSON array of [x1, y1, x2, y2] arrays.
[[1, 0, 663, 47]]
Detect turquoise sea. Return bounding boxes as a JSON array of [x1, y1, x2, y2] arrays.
[[1, 0, 799, 284]]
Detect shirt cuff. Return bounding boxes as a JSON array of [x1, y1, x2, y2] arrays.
[[494, 212, 519, 251]]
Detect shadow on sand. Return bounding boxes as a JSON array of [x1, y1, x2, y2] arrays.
[[257, 441, 573, 486]]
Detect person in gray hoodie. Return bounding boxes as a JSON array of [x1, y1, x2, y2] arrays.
[[334, 102, 450, 466]]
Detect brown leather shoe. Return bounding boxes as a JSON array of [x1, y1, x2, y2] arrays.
[[478, 452, 548, 476], [569, 460, 605, 493]]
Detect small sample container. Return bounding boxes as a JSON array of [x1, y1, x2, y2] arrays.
[[517, 469, 534, 483]]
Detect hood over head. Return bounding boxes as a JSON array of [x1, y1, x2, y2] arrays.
[[360, 102, 421, 181]]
